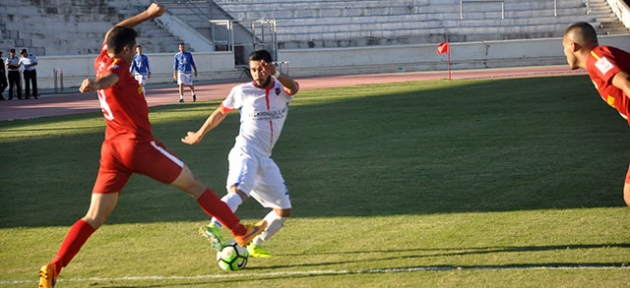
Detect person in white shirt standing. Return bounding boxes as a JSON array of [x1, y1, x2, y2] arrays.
[[173, 43, 197, 103], [182, 49, 299, 258], [20, 49, 38, 99], [130, 45, 151, 94], [5, 49, 22, 100]]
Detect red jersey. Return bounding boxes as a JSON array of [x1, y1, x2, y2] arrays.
[[95, 44, 152, 140], [586, 45, 630, 123]]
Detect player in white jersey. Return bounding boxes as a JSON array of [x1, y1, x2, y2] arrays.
[[182, 49, 299, 258]]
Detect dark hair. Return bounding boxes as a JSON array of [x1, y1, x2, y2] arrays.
[[249, 49, 273, 63], [564, 22, 598, 45], [106, 26, 137, 54]]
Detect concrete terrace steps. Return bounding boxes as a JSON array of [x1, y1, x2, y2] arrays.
[[213, 0, 587, 18], [211, 0, 627, 49], [0, 0, 184, 55], [279, 22, 600, 41], [281, 13, 596, 28]]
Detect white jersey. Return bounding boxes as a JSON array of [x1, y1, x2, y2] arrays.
[[222, 80, 294, 158]]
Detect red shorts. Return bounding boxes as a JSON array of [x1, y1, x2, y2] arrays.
[[93, 138, 184, 194]]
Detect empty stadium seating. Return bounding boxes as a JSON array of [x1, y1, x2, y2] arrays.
[[213, 0, 628, 48], [0, 0, 185, 55]]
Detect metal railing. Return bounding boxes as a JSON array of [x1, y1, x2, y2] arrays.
[[273, 61, 290, 76], [460, 0, 505, 19], [554, 0, 591, 16], [459, 1, 591, 19], [53, 67, 63, 93]]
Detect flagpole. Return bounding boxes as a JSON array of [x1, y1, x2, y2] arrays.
[[447, 49, 451, 80], [437, 41, 451, 80]]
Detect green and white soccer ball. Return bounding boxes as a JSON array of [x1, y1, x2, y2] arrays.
[[216, 240, 249, 271]]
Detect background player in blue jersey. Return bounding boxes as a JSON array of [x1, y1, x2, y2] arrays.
[[130, 45, 151, 93], [173, 43, 198, 103]]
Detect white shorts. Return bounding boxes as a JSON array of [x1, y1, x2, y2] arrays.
[[226, 147, 291, 209], [177, 71, 193, 86], [134, 74, 148, 86]]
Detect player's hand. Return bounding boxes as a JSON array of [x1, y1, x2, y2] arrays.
[[260, 60, 276, 78], [194, 71, 198, 78], [146, 3, 166, 18], [79, 78, 97, 93], [181, 131, 202, 145]]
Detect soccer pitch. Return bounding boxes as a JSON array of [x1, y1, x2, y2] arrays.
[[1, 76, 629, 287]]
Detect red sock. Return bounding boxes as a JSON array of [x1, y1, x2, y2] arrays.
[[197, 189, 246, 236], [51, 219, 96, 274]]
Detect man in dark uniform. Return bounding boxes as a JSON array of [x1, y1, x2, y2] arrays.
[[6, 49, 22, 100], [0, 51, 7, 100], [20, 49, 38, 99]]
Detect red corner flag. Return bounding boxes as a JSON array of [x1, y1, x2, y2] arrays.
[[437, 41, 450, 54]]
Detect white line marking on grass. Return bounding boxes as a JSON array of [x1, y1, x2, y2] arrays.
[[3, 264, 629, 285]]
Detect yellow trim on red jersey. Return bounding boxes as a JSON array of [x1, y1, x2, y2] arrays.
[[590, 50, 601, 60], [606, 95, 616, 107]]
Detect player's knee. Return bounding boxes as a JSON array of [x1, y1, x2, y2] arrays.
[[81, 215, 107, 229], [275, 208, 291, 217], [228, 186, 248, 201], [170, 166, 207, 198], [623, 185, 630, 207]]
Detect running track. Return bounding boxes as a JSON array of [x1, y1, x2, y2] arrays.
[[0, 65, 586, 122]]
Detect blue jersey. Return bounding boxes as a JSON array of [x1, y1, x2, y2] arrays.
[[174, 51, 196, 73], [130, 54, 151, 75]]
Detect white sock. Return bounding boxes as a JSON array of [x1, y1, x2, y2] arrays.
[[179, 95, 184, 99], [253, 211, 287, 245], [211, 193, 243, 229]]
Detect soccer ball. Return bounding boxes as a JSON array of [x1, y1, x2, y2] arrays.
[[216, 240, 249, 271]]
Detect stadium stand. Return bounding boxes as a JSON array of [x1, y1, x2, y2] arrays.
[[212, 0, 629, 49], [0, 0, 185, 55], [0, 0, 627, 55]]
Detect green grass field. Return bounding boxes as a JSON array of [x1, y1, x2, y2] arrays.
[[1, 75, 629, 287]]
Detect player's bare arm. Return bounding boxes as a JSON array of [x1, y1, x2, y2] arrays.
[[612, 71, 630, 99], [79, 73, 119, 93], [104, 3, 165, 42], [181, 107, 229, 145], [261, 60, 299, 95]]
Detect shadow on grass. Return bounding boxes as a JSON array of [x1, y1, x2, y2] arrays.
[[277, 242, 630, 257], [248, 243, 630, 270], [1, 76, 629, 228], [95, 246, 629, 288]]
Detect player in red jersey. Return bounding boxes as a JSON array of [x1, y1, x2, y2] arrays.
[[38, 4, 266, 288], [562, 22, 630, 207]]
